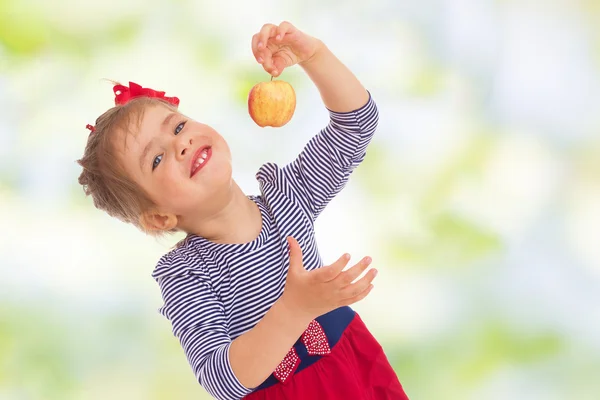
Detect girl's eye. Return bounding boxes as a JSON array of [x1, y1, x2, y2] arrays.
[[152, 154, 163, 171], [175, 121, 186, 135]]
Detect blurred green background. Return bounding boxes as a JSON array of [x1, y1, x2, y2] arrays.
[[1, 0, 600, 399]]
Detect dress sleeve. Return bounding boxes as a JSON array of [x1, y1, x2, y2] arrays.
[[154, 253, 252, 400], [281, 92, 379, 221]]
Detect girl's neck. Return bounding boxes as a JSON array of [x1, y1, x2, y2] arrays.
[[182, 182, 262, 245]]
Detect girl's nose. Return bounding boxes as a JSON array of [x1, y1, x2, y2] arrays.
[[176, 137, 193, 160]]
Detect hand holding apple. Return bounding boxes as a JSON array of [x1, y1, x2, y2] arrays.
[[251, 21, 323, 78]]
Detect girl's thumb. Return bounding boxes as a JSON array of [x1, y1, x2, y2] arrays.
[[287, 236, 303, 271]]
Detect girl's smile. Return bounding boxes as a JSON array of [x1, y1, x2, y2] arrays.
[[190, 146, 212, 177]]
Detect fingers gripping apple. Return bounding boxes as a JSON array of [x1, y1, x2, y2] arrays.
[[248, 80, 296, 128]]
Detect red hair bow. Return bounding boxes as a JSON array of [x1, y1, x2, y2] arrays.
[[86, 81, 179, 134], [113, 81, 180, 107]]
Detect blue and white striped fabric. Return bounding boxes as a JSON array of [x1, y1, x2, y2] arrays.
[[152, 94, 378, 400]]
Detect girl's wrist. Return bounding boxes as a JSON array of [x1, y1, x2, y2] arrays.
[[299, 39, 327, 67], [278, 295, 315, 327]]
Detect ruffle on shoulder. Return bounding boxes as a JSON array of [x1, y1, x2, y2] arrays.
[[151, 246, 199, 280]]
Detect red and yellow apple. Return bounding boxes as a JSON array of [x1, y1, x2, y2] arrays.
[[248, 80, 296, 127]]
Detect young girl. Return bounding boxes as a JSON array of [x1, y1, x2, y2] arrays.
[[78, 21, 408, 400]]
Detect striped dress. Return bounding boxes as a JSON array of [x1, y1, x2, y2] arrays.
[[152, 94, 379, 400]]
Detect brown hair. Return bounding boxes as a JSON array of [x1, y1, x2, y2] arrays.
[[77, 97, 177, 234]]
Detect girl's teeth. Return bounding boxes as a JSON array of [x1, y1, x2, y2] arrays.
[[192, 149, 210, 174]]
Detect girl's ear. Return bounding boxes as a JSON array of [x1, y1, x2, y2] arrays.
[[140, 211, 178, 232]]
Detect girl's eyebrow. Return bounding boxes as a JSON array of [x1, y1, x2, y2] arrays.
[[139, 112, 177, 171], [139, 138, 156, 171], [162, 112, 177, 129]]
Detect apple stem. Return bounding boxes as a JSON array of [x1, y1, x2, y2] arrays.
[[270, 75, 273, 81]]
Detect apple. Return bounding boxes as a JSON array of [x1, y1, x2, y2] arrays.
[[248, 79, 296, 127]]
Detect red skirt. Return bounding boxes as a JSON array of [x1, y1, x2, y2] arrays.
[[244, 313, 409, 400]]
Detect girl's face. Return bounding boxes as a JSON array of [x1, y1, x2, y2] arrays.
[[116, 104, 233, 225]]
